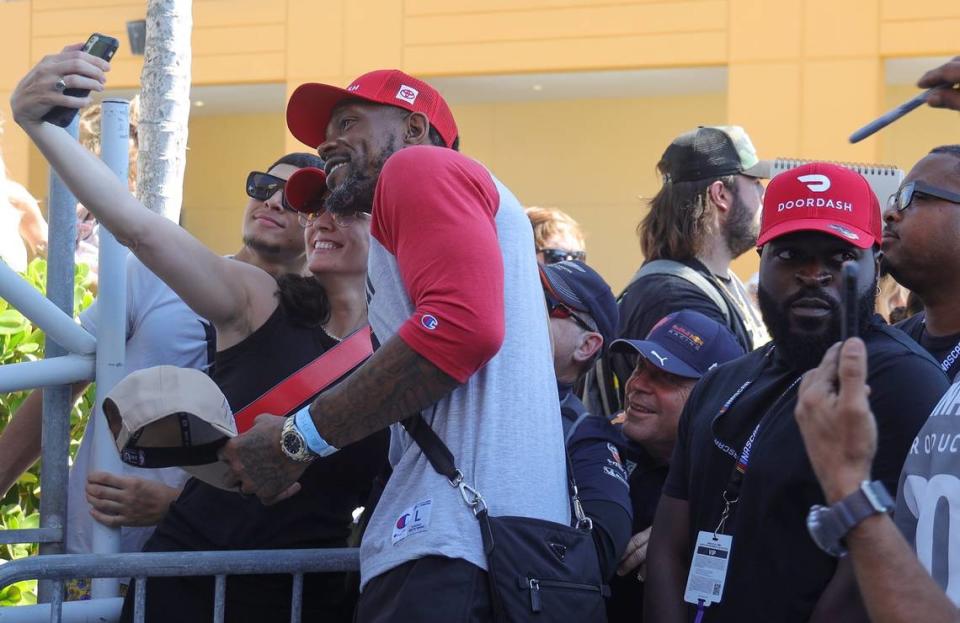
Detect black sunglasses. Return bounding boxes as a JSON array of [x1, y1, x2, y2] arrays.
[[246, 171, 297, 213], [889, 181, 960, 213], [539, 248, 586, 264]]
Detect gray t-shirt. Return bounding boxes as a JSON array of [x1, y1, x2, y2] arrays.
[[895, 380, 960, 604], [359, 147, 569, 587]]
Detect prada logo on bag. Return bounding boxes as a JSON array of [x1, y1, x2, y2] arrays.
[[548, 542, 567, 561]]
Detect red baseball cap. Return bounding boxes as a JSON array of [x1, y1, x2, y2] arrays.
[[286, 69, 459, 149], [757, 162, 881, 250], [284, 167, 327, 212]]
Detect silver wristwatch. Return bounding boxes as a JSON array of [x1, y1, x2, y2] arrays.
[[807, 480, 894, 557], [280, 416, 317, 463]]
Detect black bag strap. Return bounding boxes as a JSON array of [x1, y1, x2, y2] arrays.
[[401, 412, 592, 529]]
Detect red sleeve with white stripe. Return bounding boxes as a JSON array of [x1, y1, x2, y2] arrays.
[[371, 146, 504, 383]]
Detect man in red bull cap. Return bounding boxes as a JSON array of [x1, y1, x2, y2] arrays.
[[645, 162, 948, 623], [221, 70, 570, 620]]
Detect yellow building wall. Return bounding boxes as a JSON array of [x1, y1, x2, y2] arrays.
[[2, 0, 959, 290], [454, 93, 728, 291]]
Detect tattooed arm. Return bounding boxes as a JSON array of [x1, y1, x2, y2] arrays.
[[220, 335, 459, 503], [312, 335, 459, 447]]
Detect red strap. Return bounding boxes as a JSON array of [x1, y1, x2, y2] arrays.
[[234, 325, 373, 433]]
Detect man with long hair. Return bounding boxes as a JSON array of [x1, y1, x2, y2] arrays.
[[592, 127, 770, 417]]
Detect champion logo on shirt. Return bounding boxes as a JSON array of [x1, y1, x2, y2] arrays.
[[421, 314, 439, 330]]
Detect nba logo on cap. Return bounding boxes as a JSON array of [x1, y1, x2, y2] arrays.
[[396, 85, 419, 105]]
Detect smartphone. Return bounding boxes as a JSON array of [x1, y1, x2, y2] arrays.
[[42, 33, 120, 128], [840, 262, 859, 341]]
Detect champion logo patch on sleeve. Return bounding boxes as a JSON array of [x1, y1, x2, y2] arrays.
[[392, 499, 432, 545], [420, 314, 439, 330]]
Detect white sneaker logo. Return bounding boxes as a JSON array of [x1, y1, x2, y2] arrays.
[[798, 174, 831, 192]]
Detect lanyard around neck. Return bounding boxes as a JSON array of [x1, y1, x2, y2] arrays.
[[709, 348, 802, 535]]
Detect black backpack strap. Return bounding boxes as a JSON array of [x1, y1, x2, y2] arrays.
[[627, 259, 732, 324]]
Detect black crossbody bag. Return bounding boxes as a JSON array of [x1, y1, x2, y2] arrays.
[[401, 415, 610, 622]]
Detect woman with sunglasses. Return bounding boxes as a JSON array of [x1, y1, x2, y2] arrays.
[[12, 47, 387, 622]]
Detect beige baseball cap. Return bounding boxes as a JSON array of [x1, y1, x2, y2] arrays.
[[103, 365, 238, 491]]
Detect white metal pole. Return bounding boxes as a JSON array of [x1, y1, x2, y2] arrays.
[[37, 116, 81, 604], [89, 99, 130, 599], [0, 355, 94, 393], [0, 261, 95, 356]]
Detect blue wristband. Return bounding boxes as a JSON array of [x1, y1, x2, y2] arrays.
[[294, 405, 339, 457]]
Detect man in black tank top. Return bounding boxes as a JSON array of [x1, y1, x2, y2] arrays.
[[882, 145, 960, 382]]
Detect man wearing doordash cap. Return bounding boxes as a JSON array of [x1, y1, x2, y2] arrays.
[[103, 366, 238, 491], [756, 161, 882, 249], [645, 161, 946, 622], [224, 68, 571, 621]]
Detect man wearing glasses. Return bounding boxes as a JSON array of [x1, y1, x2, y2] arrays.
[[882, 145, 960, 382], [789, 59, 960, 623]]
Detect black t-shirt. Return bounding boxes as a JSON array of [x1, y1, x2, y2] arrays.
[[897, 312, 960, 381], [606, 442, 668, 623], [141, 305, 389, 621], [662, 317, 948, 623]]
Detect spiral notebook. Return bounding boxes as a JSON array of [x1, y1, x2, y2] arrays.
[[770, 158, 904, 214]]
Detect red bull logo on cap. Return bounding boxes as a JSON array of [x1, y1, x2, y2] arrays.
[[669, 323, 704, 350]]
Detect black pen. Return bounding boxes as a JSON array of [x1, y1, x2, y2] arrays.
[[849, 83, 953, 144]]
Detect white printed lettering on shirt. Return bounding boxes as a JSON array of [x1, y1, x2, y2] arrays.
[[903, 474, 960, 603], [392, 499, 433, 545]]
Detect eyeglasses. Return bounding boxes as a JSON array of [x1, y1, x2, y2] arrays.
[[889, 181, 960, 213], [297, 205, 368, 229], [546, 295, 597, 333], [246, 171, 296, 213], [539, 248, 586, 264]]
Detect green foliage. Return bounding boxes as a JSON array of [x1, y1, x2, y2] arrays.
[[0, 259, 97, 605]]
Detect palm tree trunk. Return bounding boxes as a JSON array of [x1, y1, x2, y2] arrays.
[[137, 0, 192, 221]]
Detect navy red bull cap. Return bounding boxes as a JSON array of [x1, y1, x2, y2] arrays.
[[611, 310, 744, 379]]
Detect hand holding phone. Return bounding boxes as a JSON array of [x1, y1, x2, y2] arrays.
[[840, 262, 859, 341], [42, 33, 119, 128]]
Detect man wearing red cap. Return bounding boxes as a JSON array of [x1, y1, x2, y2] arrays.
[[644, 163, 947, 623], [222, 70, 570, 620]]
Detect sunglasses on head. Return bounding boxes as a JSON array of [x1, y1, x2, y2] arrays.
[[246, 171, 297, 213], [889, 181, 960, 213], [545, 295, 597, 333], [539, 248, 586, 264]]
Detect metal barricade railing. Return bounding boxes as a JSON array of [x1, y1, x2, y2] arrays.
[[0, 547, 360, 623]]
